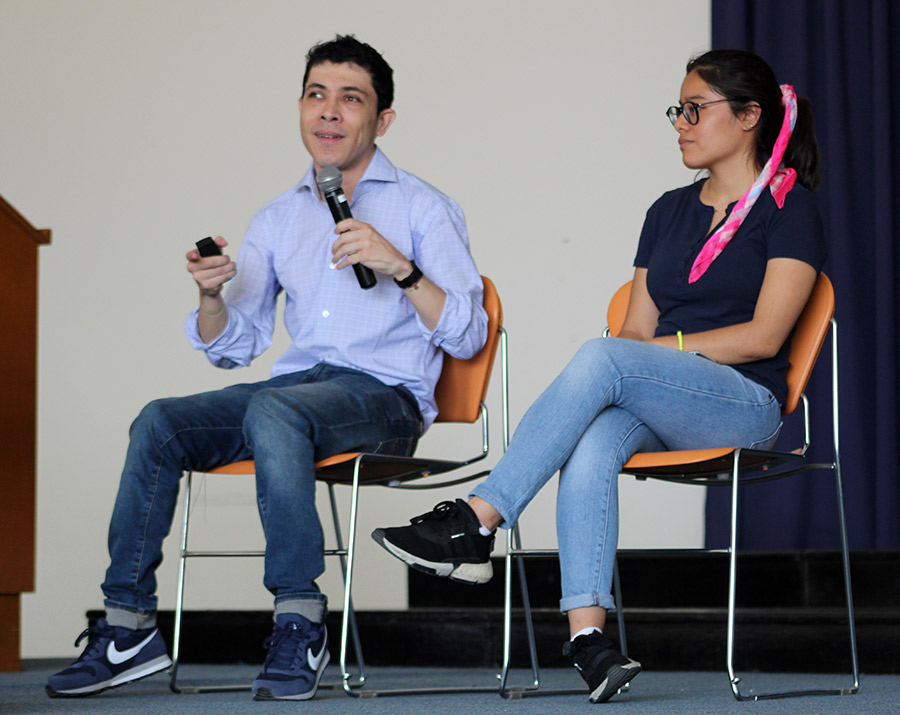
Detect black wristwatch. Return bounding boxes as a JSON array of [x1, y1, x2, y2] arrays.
[[394, 260, 423, 290]]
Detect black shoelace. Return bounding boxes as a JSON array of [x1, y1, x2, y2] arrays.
[[410, 500, 461, 525], [72, 622, 116, 662]]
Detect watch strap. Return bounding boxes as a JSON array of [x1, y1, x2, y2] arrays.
[[394, 260, 423, 289]]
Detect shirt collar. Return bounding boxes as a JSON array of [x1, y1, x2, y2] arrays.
[[297, 146, 398, 199]]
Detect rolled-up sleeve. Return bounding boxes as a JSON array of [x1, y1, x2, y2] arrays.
[[413, 199, 487, 359]]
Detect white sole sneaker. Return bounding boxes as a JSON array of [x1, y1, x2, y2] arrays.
[[377, 533, 493, 584]]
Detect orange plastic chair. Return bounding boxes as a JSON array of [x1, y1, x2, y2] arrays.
[[170, 277, 511, 696], [505, 273, 859, 701]]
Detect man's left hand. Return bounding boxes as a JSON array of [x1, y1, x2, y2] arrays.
[[331, 218, 412, 279]]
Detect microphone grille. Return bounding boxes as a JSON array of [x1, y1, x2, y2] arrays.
[[316, 166, 343, 193]]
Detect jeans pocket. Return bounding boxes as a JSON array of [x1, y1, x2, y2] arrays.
[[748, 421, 782, 451], [372, 435, 418, 457]]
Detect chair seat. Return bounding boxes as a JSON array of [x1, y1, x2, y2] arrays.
[[622, 446, 807, 482], [206, 460, 255, 475], [206, 453, 485, 486], [623, 447, 735, 470], [621, 447, 797, 480]]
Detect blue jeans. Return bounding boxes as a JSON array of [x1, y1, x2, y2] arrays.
[[470, 338, 782, 613], [102, 364, 422, 627]]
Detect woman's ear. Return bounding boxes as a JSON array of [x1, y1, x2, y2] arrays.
[[739, 103, 762, 131]]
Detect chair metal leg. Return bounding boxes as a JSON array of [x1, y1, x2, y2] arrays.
[[831, 319, 861, 692], [338, 457, 364, 696], [833, 457, 860, 692], [613, 559, 627, 657], [611, 558, 632, 694], [169, 472, 193, 693], [337, 456, 500, 698], [326, 483, 366, 689], [500, 525, 620, 699], [499, 524, 541, 697], [170, 473, 250, 694], [725, 450, 741, 698], [726, 447, 859, 700], [170, 472, 368, 694]]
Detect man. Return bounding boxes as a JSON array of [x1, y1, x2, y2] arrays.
[[46, 35, 487, 701]]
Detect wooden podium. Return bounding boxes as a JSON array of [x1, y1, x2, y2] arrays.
[[0, 194, 50, 670]]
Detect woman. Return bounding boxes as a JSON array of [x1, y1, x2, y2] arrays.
[[373, 49, 826, 704]]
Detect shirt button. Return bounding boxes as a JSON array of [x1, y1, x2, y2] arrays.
[[322, 310, 330, 318]]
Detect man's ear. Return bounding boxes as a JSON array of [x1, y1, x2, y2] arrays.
[[376, 108, 397, 137]]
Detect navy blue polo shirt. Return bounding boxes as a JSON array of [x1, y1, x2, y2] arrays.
[[634, 179, 827, 406]]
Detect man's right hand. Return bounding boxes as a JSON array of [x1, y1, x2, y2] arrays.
[[187, 236, 235, 343], [186, 236, 236, 297]]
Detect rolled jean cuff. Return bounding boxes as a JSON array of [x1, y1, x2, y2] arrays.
[[559, 591, 616, 614], [274, 595, 327, 624], [104, 604, 157, 630]]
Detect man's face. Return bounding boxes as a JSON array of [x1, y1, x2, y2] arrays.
[[299, 61, 395, 181]]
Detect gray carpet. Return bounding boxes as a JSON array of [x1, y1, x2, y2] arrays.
[[1, 661, 894, 715]]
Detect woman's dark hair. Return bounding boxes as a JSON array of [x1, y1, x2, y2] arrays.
[[687, 50, 821, 190], [303, 35, 394, 114]]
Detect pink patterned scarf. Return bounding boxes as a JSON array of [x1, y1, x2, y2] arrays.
[[688, 84, 799, 283]]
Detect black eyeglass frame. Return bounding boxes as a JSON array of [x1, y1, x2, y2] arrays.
[[666, 98, 734, 126]]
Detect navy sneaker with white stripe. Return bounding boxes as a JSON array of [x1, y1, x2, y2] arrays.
[[45, 618, 171, 697], [252, 613, 330, 701]]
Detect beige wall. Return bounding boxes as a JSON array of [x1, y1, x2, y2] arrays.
[[0, 0, 710, 658]]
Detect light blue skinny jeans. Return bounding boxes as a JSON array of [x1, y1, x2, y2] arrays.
[[470, 337, 782, 613]]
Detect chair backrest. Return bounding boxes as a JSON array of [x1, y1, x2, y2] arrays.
[[432, 276, 503, 424], [783, 273, 834, 414], [605, 273, 835, 416]]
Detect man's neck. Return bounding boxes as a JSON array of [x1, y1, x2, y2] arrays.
[[317, 146, 377, 203]]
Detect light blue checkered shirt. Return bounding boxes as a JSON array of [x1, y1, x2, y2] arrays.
[[186, 148, 487, 427]]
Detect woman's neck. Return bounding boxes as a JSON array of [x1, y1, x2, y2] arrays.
[[701, 162, 759, 211]]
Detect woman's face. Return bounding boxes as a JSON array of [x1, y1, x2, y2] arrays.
[[673, 70, 756, 174]]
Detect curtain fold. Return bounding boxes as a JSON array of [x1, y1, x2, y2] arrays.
[[706, 0, 900, 549]]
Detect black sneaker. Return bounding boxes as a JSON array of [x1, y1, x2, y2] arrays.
[[45, 618, 171, 698], [562, 631, 641, 703], [372, 499, 494, 584]]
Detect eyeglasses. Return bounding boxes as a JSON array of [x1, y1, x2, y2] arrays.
[[666, 98, 733, 126]]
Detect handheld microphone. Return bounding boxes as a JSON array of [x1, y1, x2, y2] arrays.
[[316, 166, 377, 289]]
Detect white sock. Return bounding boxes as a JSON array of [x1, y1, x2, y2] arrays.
[[571, 626, 602, 641], [478, 524, 493, 536]]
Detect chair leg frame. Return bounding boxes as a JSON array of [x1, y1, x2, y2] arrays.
[[171, 326, 515, 697], [498, 533, 630, 699], [336, 454, 503, 697], [500, 321, 859, 702], [335, 326, 523, 697], [169, 471, 367, 694], [725, 449, 859, 699], [724, 325, 859, 700]]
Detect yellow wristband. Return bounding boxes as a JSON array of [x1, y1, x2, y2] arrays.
[[200, 304, 226, 317], [677, 330, 684, 351]]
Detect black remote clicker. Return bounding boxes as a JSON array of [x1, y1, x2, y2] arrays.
[[196, 236, 222, 256]]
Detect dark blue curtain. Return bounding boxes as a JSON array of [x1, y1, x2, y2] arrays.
[[705, 0, 900, 549]]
